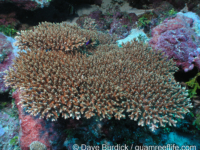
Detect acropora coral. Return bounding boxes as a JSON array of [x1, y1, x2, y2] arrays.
[[4, 36, 192, 128]]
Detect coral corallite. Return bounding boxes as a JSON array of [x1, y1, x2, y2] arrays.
[[4, 40, 193, 128]]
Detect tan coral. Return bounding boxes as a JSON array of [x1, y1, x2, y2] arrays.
[[4, 40, 192, 127], [14, 22, 87, 52], [83, 18, 97, 31], [14, 22, 119, 53]]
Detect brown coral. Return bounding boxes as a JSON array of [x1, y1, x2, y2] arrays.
[[14, 22, 118, 53], [14, 22, 87, 52], [4, 40, 192, 127]]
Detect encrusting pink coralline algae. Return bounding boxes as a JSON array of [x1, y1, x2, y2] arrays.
[[149, 13, 200, 72]]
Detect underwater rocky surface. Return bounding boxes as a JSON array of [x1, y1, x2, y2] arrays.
[[0, 0, 200, 150]]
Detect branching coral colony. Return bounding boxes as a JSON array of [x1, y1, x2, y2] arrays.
[[14, 21, 118, 52], [4, 22, 193, 129]]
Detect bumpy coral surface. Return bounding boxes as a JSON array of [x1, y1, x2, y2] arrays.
[[14, 22, 87, 52], [76, 10, 138, 39], [0, 12, 19, 27], [0, 33, 15, 93], [149, 13, 200, 72], [29, 141, 47, 150], [14, 22, 118, 53], [5, 40, 192, 128]]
